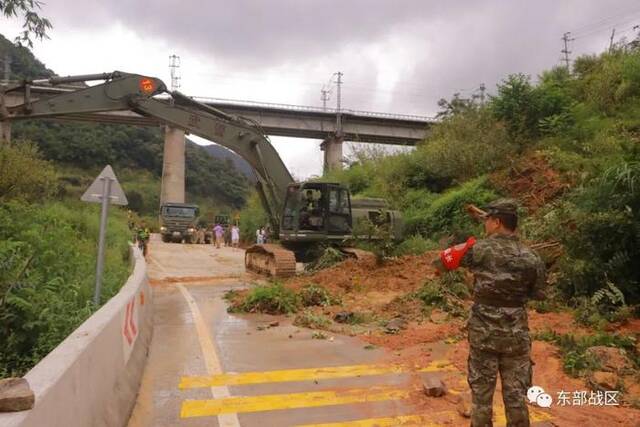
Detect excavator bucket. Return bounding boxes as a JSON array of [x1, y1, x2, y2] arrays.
[[244, 244, 296, 278]]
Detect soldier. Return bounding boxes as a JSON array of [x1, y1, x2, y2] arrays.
[[136, 221, 150, 256], [434, 199, 546, 427]]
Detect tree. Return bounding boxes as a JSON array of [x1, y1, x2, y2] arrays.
[[1, 0, 52, 47]]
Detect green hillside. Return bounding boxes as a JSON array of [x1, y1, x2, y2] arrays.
[[1, 33, 250, 217], [325, 43, 640, 324]]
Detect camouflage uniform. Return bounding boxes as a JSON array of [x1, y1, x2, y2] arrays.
[[459, 200, 546, 427]]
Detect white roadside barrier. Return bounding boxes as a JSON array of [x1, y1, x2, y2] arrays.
[[0, 246, 153, 427]]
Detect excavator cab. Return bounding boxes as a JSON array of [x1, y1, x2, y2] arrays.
[[281, 182, 353, 240]]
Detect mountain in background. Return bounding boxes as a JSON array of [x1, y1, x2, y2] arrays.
[[1, 33, 253, 212], [199, 142, 255, 181]]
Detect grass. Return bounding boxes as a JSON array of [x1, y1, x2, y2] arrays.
[[533, 329, 638, 377], [229, 282, 299, 314], [293, 310, 332, 329]]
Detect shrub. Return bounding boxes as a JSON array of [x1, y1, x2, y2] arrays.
[[235, 282, 299, 314], [403, 177, 497, 241], [414, 271, 469, 317], [417, 108, 513, 184], [0, 141, 58, 202], [239, 191, 268, 242], [552, 161, 640, 306], [305, 247, 346, 272], [298, 284, 340, 307], [0, 200, 131, 377]]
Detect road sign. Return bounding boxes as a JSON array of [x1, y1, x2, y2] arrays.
[[81, 165, 128, 205], [82, 165, 128, 305]]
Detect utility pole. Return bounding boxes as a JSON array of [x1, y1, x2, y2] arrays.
[[608, 28, 616, 52], [168, 54, 181, 91], [479, 83, 486, 105], [321, 87, 330, 111], [334, 71, 343, 136], [561, 32, 574, 71]]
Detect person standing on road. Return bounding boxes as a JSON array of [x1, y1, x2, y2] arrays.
[[213, 223, 224, 249], [224, 224, 232, 247], [231, 224, 240, 249], [434, 199, 546, 427], [256, 227, 264, 244], [136, 221, 150, 257]]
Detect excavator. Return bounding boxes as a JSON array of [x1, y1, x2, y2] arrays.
[[1, 71, 403, 277]]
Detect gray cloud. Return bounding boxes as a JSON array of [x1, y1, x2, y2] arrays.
[[40, 0, 640, 115]]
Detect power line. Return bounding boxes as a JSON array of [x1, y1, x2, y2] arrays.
[[569, 5, 640, 36], [572, 13, 640, 40]]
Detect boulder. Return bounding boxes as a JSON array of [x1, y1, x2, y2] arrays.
[[456, 392, 472, 417], [589, 371, 619, 391], [585, 346, 633, 374], [421, 374, 446, 397], [385, 317, 406, 334], [0, 378, 35, 412], [334, 311, 354, 324]]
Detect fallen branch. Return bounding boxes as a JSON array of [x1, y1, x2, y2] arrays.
[[530, 241, 561, 250]]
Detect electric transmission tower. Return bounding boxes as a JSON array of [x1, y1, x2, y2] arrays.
[[561, 32, 575, 71], [168, 54, 181, 91], [321, 87, 330, 111]]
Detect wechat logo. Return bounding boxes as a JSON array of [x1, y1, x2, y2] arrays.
[[527, 385, 553, 408]]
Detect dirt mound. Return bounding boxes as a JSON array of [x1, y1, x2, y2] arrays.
[[287, 251, 440, 296], [490, 151, 570, 212], [528, 310, 592, 335], [363, 319, 464, 351]]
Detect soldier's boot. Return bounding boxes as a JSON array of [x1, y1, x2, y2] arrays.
[[468, 348, 499, 427]]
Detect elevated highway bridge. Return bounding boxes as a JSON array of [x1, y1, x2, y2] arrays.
[[0, 78, 434, 203]]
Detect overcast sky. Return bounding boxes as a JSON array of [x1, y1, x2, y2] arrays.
[[2, 0, 640, 178]]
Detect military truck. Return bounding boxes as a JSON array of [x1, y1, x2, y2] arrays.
[[159, 202, 199, 243]]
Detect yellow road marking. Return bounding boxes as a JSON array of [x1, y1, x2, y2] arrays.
[[177, 284, 240, 427], [297, 407, 554, 427], [180, 359, 454, 389], [180, 386, 411, 418], [297, 414, 452, 427]]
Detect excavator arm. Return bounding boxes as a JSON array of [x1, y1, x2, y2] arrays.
[[1, 71, 293, 232]]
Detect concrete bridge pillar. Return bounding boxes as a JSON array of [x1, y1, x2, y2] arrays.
[[0, 121, 10, 143], [320, 135, 343, 174], [161, 126, 186, 204]]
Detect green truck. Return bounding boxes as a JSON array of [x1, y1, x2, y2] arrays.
[[159, 202, 199, 243]]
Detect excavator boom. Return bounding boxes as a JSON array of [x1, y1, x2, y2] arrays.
[[1, 71, 292, 232]]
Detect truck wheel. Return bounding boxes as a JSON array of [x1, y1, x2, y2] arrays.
[[161, 234, 170, 243]]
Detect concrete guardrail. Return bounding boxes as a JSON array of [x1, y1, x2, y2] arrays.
[[0, 246, 153, 427]]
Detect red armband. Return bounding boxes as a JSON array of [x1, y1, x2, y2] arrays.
[[439, 236, 476, 270]]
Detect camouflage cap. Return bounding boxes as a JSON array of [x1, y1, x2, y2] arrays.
[[483, 198, 518, 217]]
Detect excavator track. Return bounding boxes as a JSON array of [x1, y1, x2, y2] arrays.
[[245, 243, 297, 278]]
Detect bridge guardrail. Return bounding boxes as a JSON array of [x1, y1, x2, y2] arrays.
[[0, 245, 153, 427]]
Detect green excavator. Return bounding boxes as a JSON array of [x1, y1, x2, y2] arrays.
[[1, 71, 403, 277]]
